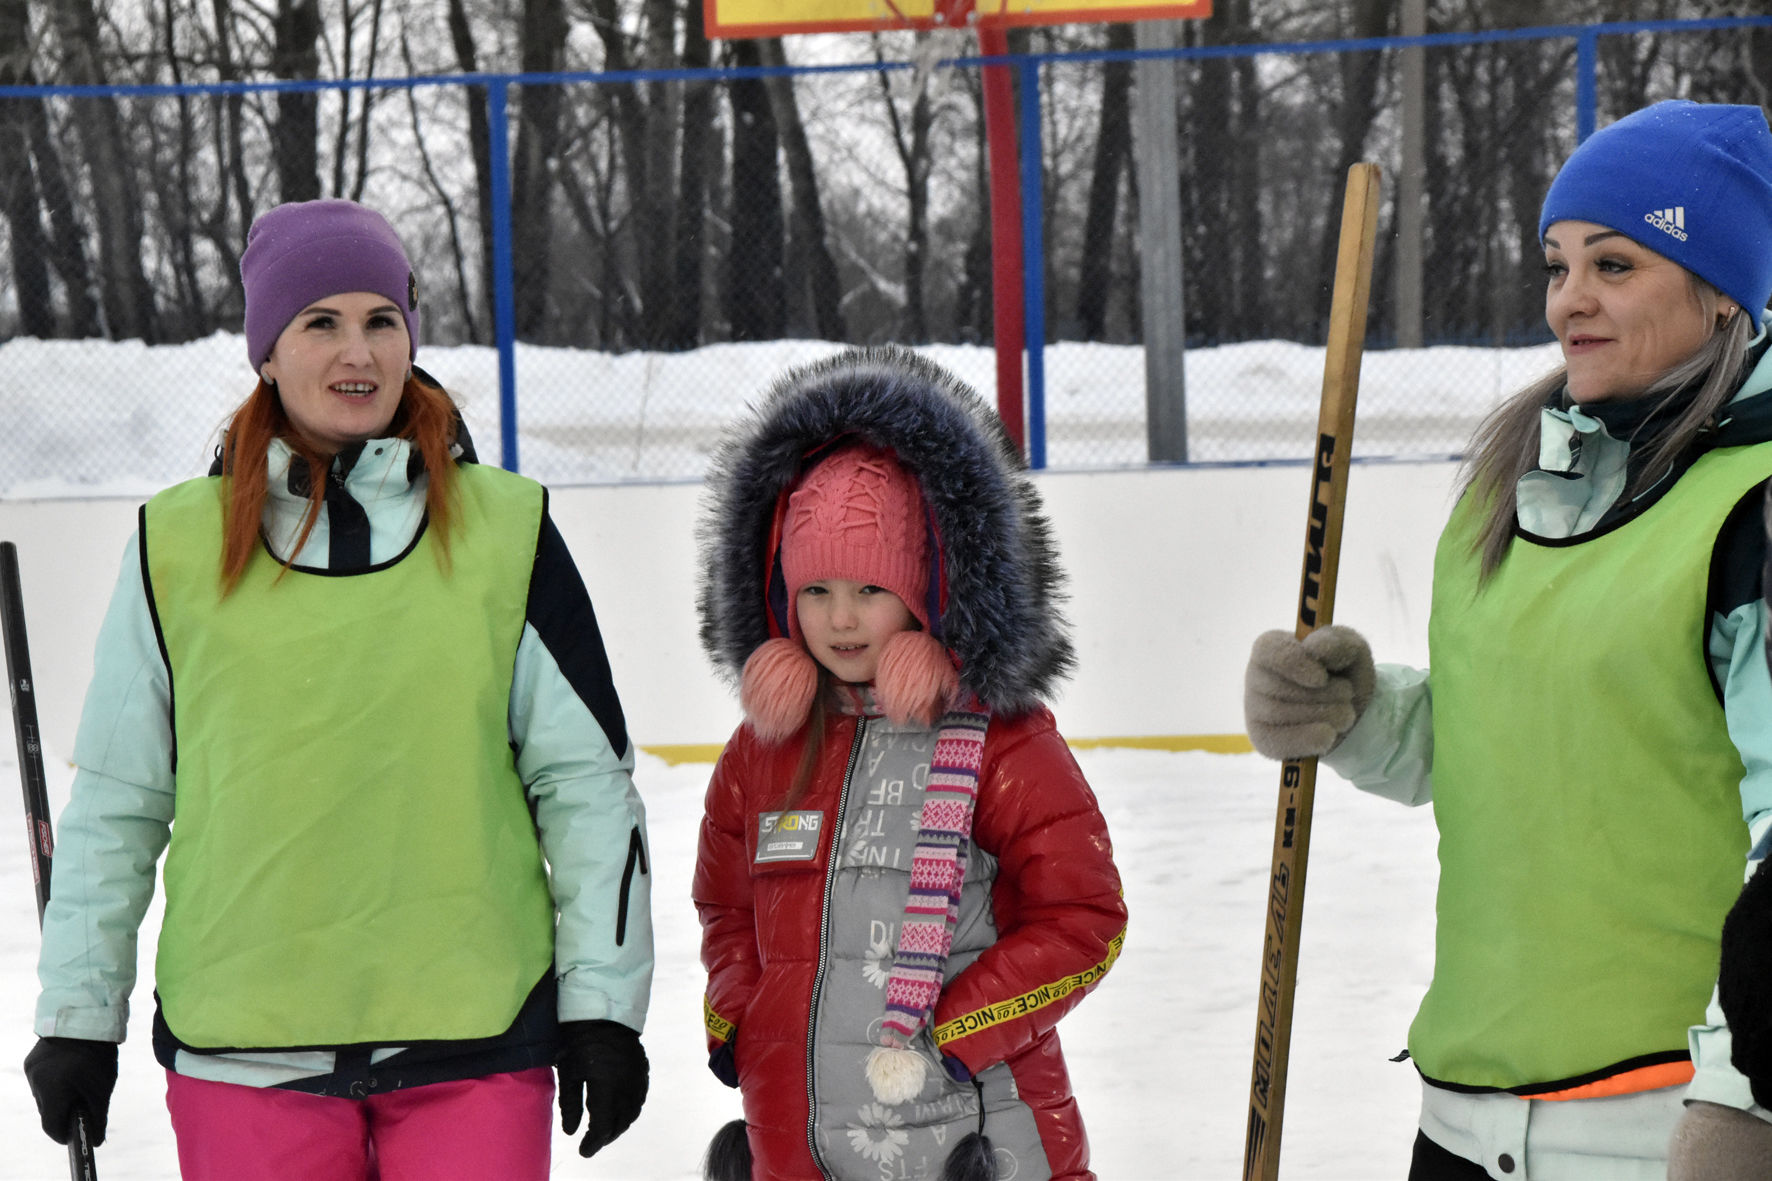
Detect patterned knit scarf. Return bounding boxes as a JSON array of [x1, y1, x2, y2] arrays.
[[880, 695, 991, 1047]]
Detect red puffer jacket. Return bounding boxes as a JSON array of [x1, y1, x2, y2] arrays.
[[694, 705, 1127, 1180]]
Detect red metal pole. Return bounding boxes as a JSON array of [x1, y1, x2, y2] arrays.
[[976, 24, 1025, 452]]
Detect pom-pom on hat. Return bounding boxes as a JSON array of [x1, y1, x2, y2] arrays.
[[780, 443, 931, 635], [1538, 100, 1772, 326], [240, 198, 420, 368]]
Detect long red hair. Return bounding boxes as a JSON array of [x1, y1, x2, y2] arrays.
[[216, 373, 461, 593]]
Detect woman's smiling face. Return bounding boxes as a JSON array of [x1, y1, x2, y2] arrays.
[[261, 291, 410, 454], [1543, 220, 1723, 404]]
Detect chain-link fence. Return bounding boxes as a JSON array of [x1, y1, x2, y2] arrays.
[[1, 15, 1768, 496]]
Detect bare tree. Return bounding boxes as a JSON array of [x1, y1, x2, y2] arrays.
[[1310, 0, 1391, 336], [512, 0, 567, 338], [950, 67, 992, 344], [1750, 25, 1772, 108], [666, 0, 714, 348], [582, 0, 691, 347], [638, 0, 678, 337], [761, 38, 846, 341], [206, 0, 250, 298], [48, 0, 159, 341], [23, 96, 101, 337], [270, 0, 321, 202], [153, 0, 209, 339], [1180, 0, 1263, 342], [1075, 22, 1133, 341], [402, 23, 480, 342], [1417, 2, 1573, 342], [447, 0, 494, 340], [873, 33, 942, 341], [0, 0, 55, 337], [723, 37, 785, 341], [333, 0, 385, 202]]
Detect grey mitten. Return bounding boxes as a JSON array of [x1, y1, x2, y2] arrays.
[[1244, 625, 1376, 760]]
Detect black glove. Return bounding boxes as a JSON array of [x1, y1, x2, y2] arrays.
[[557, 1019, 648, 1158], [709, 1037, 739, 1088], [1244, 625, 1376, 760], [23, 1036, 117, 1147], [1721, 856, 1772, 1108]]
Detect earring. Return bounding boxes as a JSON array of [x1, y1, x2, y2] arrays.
[[1720, 304, 1740, 327]]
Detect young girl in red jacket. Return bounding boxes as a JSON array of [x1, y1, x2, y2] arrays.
[[692, 346, 1127, 1181]]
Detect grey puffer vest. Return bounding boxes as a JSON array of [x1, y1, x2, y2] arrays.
[[809, 710, 1050, 1181]]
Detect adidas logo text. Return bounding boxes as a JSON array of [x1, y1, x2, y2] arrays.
[[1644, 206, 1688, 242]]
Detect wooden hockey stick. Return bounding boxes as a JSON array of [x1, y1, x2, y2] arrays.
[[1242, 162, 1382, 1181]]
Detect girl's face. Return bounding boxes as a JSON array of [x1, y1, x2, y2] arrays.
[[1543, 220, 1726, 404], [795, 579, 917, 684], [261, 291, 410, 454]]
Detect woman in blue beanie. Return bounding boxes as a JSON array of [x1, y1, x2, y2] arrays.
[[1244, 100, 1772, 1178], [19, 198, 654, 1178]]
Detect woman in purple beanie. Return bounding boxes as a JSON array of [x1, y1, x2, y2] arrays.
[[1242, 100, 1772, 1178], [20, 198, 654, 1179]]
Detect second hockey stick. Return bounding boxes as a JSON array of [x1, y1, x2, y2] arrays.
[[1241, 161, 1383, 1181], [2, 541, 100, 1181]]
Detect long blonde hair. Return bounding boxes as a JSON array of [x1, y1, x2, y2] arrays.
[[1457, 278, 1754, 581], [216, 372, 461, 593]]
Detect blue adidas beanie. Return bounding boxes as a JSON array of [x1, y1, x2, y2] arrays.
[[1538, 100, 1772, 326]]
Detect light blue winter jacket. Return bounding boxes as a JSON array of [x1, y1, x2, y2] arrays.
[[1326, 331, 1772, 1126], [33, 436, 653, 1089]]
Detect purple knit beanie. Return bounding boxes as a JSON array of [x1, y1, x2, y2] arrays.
[[240, 199, 420, 368]]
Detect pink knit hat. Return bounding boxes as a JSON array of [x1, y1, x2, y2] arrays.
[[780, 444, 930, 634], [742, 442, 954, 741]]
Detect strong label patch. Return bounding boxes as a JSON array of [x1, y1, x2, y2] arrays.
[[756, 810, 824, 863]]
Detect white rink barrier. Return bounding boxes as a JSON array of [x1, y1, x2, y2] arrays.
[[0, 460, 1458, 757]]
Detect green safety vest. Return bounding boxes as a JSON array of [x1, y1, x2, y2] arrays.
[[1413, 443, 1772, 1091], [144, 463, 555, 1049]]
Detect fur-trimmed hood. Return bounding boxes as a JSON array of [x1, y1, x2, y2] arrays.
[[696, 345, 1073, 715]]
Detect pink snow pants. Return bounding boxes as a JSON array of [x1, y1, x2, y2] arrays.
[[165, 1066, 554, 1181]]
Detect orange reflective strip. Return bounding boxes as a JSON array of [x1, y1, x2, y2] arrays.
[[1530, 1060, 1694, 1101]]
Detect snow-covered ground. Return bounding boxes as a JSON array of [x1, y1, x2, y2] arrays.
[[0, 332, 1477, 1177]]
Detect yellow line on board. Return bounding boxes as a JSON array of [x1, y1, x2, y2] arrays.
[[640, 744, 729, 766], [1066, 734, 1255, 754], [639, 734, 1254, 766]]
